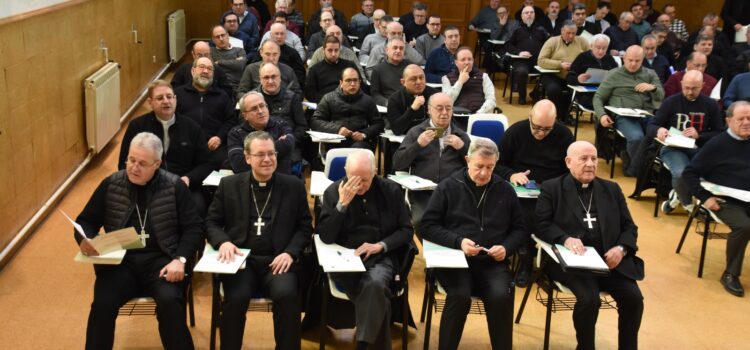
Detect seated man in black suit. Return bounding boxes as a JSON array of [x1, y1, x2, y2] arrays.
[[420, 137, 527, 349], [206, 131, 312, 349], [318, 150, 414, 350], [386, 65, 438, 135], [536, 140, 644, 350]]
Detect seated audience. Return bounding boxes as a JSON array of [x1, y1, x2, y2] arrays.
[[505, 5, 549, 105], [260, 12, 305, 60], [565, 34, 618, 108], [171, 41, 234, 101], [415, 15, 445, 59], [371, 38, 409, 106], [604, 12, 638, 56], [349, 0, 375, 40], [308, 25, 367, 81], [442, 46, 497, 114], [386, 65, 439, 135], [664, 52, 717, 98], [210, 25, 247, 94], [237, 40, 302, 100], [305, 36, 358, 103], [424, 26, 462, 83], [641, 34, 671, 84]]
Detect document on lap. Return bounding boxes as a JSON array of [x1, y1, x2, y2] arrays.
[[552, 244, 610, 276], [655, 127, 696, 149], [423, 240, 469, 268], [314, 235, 366, 272], [701, 180, 750, 203], [605, 106, 653, 118], [194, 245, 251, 274]]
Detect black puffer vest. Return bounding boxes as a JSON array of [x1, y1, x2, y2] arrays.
[[104, 169, 181, 257]]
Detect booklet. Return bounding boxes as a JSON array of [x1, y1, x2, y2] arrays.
[[656, 127, 696, 149], [314, 235, 366, 272], [62, 210, 144, 256], [193, 245, 251, 274], [510, 182, 540, 198], [422, 240, 469, 268], [552, 244, 610, 276], [605, 106, 653, 118], [583, 68, 608, 84], [701, 180, 750, 203], [387, 174, 437, 191]]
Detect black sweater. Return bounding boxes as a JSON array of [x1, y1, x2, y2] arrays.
[[683, 131, 750, 202], [565, 50, 618, 85], [495, 119, 573, 183], [646, 93, 724, 147], [173, 84, 237, 142], [505, 23, 549, 60], [385, 86, 438, 135], [304, 59, 358, 103]]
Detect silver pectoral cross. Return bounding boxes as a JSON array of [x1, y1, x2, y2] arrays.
[[254, 217, 265, 236], [138, 232, 149, 246], [583, 213, 597, 229]]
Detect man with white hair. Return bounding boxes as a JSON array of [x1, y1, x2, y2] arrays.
[[420, 137, 527, 349], [350, 0, 376, 39], [564, 33, 618, 108], [318, 150, 414, 350], [359, 15, 393, 64], [268, 23, 306, 89], [366, 21, 425, 77], [260, 12, 305, 60], [603, 12, 639, 56], [537, 140, 644, 350], [76, 131, 203, 349]]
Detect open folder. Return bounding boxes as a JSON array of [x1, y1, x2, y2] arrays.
[[63, 210, 145, 265], [552, 244, 610, 276]]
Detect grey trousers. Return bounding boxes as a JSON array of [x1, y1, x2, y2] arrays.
[[713, 198, 750, 276]]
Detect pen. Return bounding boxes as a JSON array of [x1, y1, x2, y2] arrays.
[[474, 244, 490, 252]]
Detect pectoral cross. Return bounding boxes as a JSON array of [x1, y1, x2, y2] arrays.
[[254, 217, 265, 236], [583, 213, 597, 229], [138, 232, 150, 246]]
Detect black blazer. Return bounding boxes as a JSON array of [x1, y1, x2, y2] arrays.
[[205, 172, 312, 259], [536, 174, 645, 281]]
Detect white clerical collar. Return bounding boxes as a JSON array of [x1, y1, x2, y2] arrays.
[[727, 128, 748, 141], [158, 114, 176, 126]]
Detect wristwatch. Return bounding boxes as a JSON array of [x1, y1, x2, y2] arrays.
[[617, 245, 627, 256], [176, 256, 187, 264]]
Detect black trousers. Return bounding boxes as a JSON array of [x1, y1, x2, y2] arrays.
[[541, 75, 571, 120], [517, 197, 539, 265], [86, 252, 194, 350], [511, 59, 534, 97], [434, 257, 515, 350], [408, 190, 433, 238], [546, 263, 644, 350], [219, 256, 301, 350], [331, 254, 394, 349], [712, 198, 750, 277]]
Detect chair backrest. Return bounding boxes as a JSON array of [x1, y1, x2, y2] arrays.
[[467, 114, 509, 147], [324, 148, 371, 181]]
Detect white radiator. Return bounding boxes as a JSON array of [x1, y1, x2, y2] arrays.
[[84, 62, 121, 154], [168, 9, 187, 62]]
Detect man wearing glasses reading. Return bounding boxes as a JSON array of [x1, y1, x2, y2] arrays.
[[228, 91, 295, 174], [494, 99, 573, 287]]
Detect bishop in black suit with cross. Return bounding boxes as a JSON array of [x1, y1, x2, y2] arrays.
[[536, 141, 645, 350]]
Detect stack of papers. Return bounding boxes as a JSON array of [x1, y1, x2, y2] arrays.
[[388, 174, 437, 191], [307, 130, 345, 142], [657, 127, 696, 149], [605, 106, 653, 118], [310, 171, 334, 197], [583, 68, 608, 84], [423, 240, 468, 268], [314, 235, 366, 272], [63, 210, 144, 265], [511, 183, 540, 198], [202, 169, 235, 187], [553, 244, 610, 275], [701, 180, 750, 203], [194, 245, 251, 274]]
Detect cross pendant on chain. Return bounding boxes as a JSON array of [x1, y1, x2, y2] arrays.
[[254, 217, 265, 236], [583, 212, 597, 229]]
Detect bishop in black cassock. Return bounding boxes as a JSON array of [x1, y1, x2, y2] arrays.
[[206, 131, 312, 350], [536, 141, 644, 350]]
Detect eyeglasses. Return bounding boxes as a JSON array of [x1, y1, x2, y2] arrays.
[[126, 158, 159, 169], [529, 120, 554, 133], [429, 105, 453, 113], [243, 103, 268, 113], [249, 152, 278, 159]]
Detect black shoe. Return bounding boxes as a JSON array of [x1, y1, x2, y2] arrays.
[[515, 261, 532, 288], [721, 272, 745, 297], [518, 94, 527, 105]]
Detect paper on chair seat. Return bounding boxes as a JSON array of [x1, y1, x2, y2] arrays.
[[194, 245, 251, 274], [314, 235, 366, 272], [307, 130, 345, 142], [310, 171, 334, 197], [423, 240, 468, 268], [387, 174, 437, 191]]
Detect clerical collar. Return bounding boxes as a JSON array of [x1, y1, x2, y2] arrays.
[[572, 176, 594, 191], [158, 114, 176, 127], [728, 128, 749, 141], [428, 34, 440, 39], [250, 173, 275, 188]]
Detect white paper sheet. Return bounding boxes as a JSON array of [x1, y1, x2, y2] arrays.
[[314, 235, 366, 272], [193, 245, 251, 274], [605, 106, 652, 118], [554, 244, 609, 270], [701, 180, 750, 203], [307, 130, 345, 142], [202, 169, 235, 187], [74, 249, 127, 265], [422, 240, 469, 268], [310, 171, 334, 197], [583, 68, 608, 84], [387, 174, 437, 191]]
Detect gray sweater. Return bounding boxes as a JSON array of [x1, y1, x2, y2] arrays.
[[593, 66, 664, 122]]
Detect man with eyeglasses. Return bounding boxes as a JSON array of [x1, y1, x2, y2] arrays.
[[171, 41, 234, 101], [221, 0, 260, 44], [228, 91, 295, 175], [312, 67, 384, 150], [119, 80, 217, 216], [267, 23, 306, 90], [305, 35, 359, 103], [307, 0, 349, 41], [393, 92, 471, 228], [663, 52, 717, 97], [350, 0, 376, 40], [403, 2, 429, 42], [415, 15, 445, 59], [495, 99, 573, 287], [77, 131, 203, 349], [307, 10, 352, 59], [223, 12, 260, 62], [237, 40, 302, 100], [386, 65, 438, 135], [174, 57, 237, 167], [254, 62, 307, 174], [206, 130, 312, 349], [210, 25, 247, 95], [259, 12, 305, 61]]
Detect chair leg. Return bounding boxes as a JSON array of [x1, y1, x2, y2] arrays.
[[420, 271, 429, 323], [653, 188, 661, 218], [320, 277, 327, 350], [698, 214, 711, 278], [502, 71, 509, 97], [210, 277, 220, 350], [403, 283, 409, 350], [423, 278, 435, 350], [515, 267, 542, 324], [543, 288, 553, 350], [610, 139, 617, 179], [676, 207, 698, 253], [188, 280, 195, 327]]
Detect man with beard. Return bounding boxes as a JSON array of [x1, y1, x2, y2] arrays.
[[506, 5, 549, 105], [237, 40, 302, 100], [305, 35, 358, 103], [172, 41, 234, 100]]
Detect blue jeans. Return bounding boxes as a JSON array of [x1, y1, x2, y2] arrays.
[[660, 146, 698, 205], [615, 115, 650, 175]]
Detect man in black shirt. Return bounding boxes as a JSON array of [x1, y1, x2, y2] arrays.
[[305, 36, 358, 103], [506, 5, 549, 105], [496, 99, 573, 286], [386, 64, 438, 135]]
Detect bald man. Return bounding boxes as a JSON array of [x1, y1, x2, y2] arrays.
[[259, 13, 305, 60], [268, 23, 306, 89], [593, 45, 664, 176], [318, 150, 414, 350], [663, 52, 717, 98], [386, 64, 439, 135], [537, 141, 644, 350], [495, 99, 574, 286], [647, 70, 724, 214], [366, 21, 426, 77], [171, 41, 234, 100]]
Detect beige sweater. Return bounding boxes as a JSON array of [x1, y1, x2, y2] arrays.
[[537, 36, 589, 79]]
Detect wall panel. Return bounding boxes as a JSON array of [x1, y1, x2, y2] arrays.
[[0, 0, 183, 261]]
